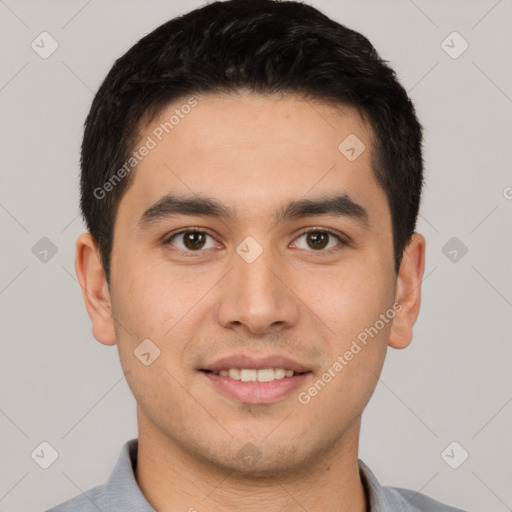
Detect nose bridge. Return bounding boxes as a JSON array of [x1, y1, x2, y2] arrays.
[[238, 247, 278, 298], [216, 241, 299, 333]]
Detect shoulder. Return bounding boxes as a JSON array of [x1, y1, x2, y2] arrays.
[[44, 483, 108, 512], [44, 439, 146, 512], [384, 486, 467, 512]]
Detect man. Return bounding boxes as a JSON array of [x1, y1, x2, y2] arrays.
[[47, 0, 466, 510]]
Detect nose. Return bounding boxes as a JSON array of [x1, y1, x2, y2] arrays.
[[215, 245, 300, 335]]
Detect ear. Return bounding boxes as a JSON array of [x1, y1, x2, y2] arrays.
[[74, 232, 117, 346], [388, 233, 426, 350]]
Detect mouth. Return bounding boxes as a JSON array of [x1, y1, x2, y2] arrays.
[[199, 355, 312, 404], [203, 367, 302, 382]]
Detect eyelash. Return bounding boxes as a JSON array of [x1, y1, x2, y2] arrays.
[[163, 227, 346, 256]]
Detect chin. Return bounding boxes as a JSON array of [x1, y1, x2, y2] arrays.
[[193, 439, 320, 480]]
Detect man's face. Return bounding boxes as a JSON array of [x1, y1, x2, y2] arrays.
[[108, 92, 397, 475]]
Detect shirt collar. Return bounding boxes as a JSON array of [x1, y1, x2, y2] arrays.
[[104, 438, 155, 511]]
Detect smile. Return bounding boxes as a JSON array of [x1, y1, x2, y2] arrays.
[[201, 368, 311, 404], [209, 368, 296, 382]]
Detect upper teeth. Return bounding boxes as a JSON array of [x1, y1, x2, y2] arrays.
[[216, 368, 295, 382]]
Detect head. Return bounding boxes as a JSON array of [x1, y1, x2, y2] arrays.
[[76, 0, 425, 478]]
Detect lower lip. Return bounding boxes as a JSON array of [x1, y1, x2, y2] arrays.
[[202, 371, 311, 404]]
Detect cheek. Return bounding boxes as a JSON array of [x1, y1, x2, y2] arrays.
[[111, 258, 221, 370], [114, 279, 173, 340], [302, 261, 394, 342], [114, 252, 198, 330], [298, 298, 391, 425], [110, 270, 195, 416]]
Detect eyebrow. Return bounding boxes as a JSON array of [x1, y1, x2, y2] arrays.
[[138, 193, 369, 228]]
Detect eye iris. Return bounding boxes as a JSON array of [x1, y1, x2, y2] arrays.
[[184, 232, 206, 250], [307, 232, 329, 250]]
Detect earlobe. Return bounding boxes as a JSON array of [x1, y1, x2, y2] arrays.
[[74, 232, 117, 346], [388, 233, 426, 350]]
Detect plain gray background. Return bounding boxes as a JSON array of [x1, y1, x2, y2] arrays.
[[0, 0, 510, 511]]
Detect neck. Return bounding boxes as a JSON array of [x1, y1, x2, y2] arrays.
[[134, 412, 367, 512]]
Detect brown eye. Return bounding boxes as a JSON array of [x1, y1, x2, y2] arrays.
[[183, 231, 206, 250], [166, 230, 218, 252], [306, 232, 329, 250], [293, 230, 343, 252]]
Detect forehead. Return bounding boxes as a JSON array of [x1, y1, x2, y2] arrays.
[[119, 92, 388, 226]]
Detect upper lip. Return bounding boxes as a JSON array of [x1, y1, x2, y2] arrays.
[[201, 354, 311, 373]]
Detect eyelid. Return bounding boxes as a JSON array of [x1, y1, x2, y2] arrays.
[[164, 226, 210, 241], [296, 226, 344, 237]]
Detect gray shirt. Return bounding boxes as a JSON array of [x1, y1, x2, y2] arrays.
[[45, 439, 466, 512]]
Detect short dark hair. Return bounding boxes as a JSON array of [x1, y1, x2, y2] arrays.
[[80, 0, 423, 284]]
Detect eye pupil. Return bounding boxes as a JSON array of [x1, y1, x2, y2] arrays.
[[184, 232, 206, 250], [307, 232, 329, 250]]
